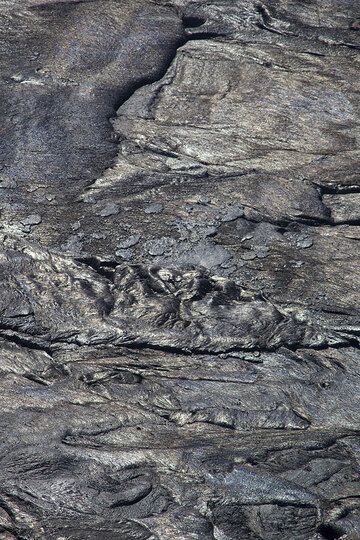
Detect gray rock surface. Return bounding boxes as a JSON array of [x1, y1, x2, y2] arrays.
[[0, 0, 359, 538]]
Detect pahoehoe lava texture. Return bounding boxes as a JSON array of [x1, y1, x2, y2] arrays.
[[0, 0, 359, 539]]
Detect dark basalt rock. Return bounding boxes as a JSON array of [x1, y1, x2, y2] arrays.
[[0, 0, 359, 538]]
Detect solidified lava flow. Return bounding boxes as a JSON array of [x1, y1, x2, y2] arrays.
[[0, 0, 359, 538]]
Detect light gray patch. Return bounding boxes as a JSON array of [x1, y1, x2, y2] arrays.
[[241, 250, 257, 260], [175, 240, 232, 270], [98, 203, 120, 217], [145, 237, 175, 257], [115, 248, 133, 260], [117, 234, 141, 249], [221, 205, 244, 222], [297, 236, 313, 249], [20, 214, 42, 226], [71, 221, 81, 231], [144, 203, 164, 214]]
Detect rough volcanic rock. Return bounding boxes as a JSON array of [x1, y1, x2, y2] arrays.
[[0, 0, 359, 539]]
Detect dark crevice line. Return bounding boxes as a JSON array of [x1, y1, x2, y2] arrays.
[[256, 22, 288, 36], [23, 373, 49, 386], [186, 32, 227, 40], [331, 219, 360, 226], [0, 330, 52, 356], [225, 212, 349, 230], [317, 184, 360, 195], [182, 15, 206, 28], [33, 0, 99, 8], [112, 337, 359, 359], [284, 340, 359, 353], [292, 217, 359, 228], [318, 524, 342, 540], [75, 256, 117, 282]]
